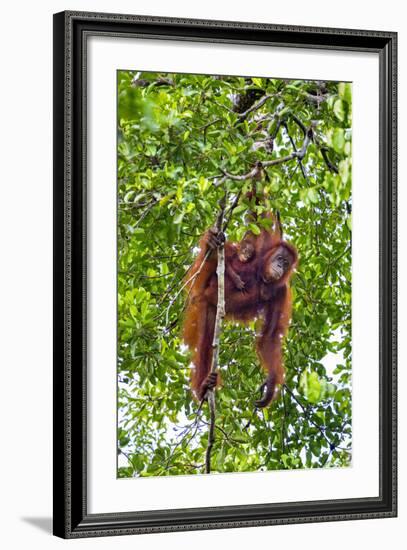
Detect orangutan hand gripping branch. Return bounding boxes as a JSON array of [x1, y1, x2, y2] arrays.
[[182, 212, 298, 408]]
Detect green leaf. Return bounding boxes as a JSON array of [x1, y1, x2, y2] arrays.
[[308, 188, 319, 204], [173, 212, 184, 225], [333, 99, 345, 121], [338, 82, 352, 105], [249, 223, 261, 235], [252, 78, 263, 88], [332, 128, 345, 154]]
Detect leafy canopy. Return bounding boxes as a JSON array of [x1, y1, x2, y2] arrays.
[[117, 72, 352, 477]]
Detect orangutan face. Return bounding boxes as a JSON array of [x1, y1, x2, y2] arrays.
[[263, 245, 296, 283], [238, 241, 255, 263]]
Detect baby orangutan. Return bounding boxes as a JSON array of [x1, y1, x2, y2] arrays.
[[224, 233, 257, 293]]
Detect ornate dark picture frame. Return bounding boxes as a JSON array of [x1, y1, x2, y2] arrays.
[[53, 11, 397, 539]]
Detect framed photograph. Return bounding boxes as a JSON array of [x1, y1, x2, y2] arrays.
[[53, 11, 397, 539]]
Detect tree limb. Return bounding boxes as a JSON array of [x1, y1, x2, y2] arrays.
[[283, 122, 310, 183], [221, 124, 314, 181], [204, 193, 227, 473], [205, 392, 216, 473]]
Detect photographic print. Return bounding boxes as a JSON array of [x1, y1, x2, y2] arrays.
[[117, 71, 352, 477]]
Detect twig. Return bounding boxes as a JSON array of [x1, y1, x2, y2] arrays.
[[312, 129, 339, 174], [198, 117, 222, 131], [133, 198, 158, 228], [201, 418, 244, 444], [165, 411, 203, 470], [176, 191, 239, 318], [119, 449, 137, 475], [320, 147, 339, 174], [237, 94, 272, 119], [155, 262, 195, 309], [282, 122, 309, 183], [221, 152, 298, 180], [198, 118, 223, 144], [163, 249, 212, 326], [210, 98, 236, 114], [291, 114, 307, 137], [283, 384, 350, 455]]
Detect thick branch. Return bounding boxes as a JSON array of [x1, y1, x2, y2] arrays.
[[210, 213, 226, 377], [204, 193, 227, 473], [205, 392, 216, 473]]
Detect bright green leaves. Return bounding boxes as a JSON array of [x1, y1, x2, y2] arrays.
[[338, 82, 352, 105], [322, 125, 352, 209], [326, 82, 352, 126], [248, 223, 261, 235], [251, 77, 264, 88], [331, 128, 346, 153], [117, 71, 352, 478], [119, 287, 154, 334], [197, 176, 211, 194], [300, 371, 322, 403], [300, 186, 320, 206], [333, 99, 346, 122], [300, 371, 336, 404]]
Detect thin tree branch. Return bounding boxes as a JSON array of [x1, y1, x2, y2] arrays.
[[132, 198, 158, 227], [283, 384, 350, 457], [200, 418, 245, 445], [165, 411, 203, 471], [221, 125, 314, 181], [291, 114, 307, 137], [198, 118, 223, 144], [320, 147, 339, 174], [282, 122, 310, 183], [236, 94, 272, 119], [163, 250, 212, 326], [198, 117, 222, 131]]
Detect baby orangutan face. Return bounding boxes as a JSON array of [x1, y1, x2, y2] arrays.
[[263, 245, 296, 283], [237, 241, 255, 263]]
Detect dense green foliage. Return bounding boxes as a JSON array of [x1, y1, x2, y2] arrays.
[[117, 71, 352, 477]]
